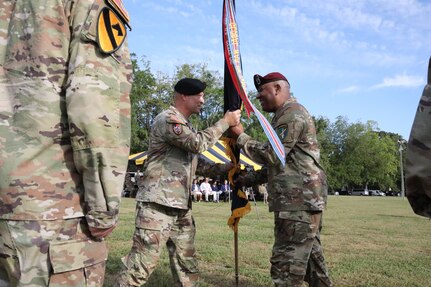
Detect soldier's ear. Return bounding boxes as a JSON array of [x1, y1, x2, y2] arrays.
[[274, 83, 282, 93]]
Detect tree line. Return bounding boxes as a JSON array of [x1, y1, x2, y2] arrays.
[[129, 54, 405, 193]]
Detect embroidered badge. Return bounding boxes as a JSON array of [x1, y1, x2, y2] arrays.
[[277, 127, 288, 140], [106, 0, 130, 24], [173, 124, 183, 135], [254, 74, 261, 86], [97, 7, 127, 54]]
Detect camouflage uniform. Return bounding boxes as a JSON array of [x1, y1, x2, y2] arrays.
[[405, 57, 431, 218], [237, 98, 332, 287], [117, 106, 229, 287], [0, 1, 132, 286]]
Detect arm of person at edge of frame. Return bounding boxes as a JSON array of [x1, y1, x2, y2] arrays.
[[66, 3, 132, 240]]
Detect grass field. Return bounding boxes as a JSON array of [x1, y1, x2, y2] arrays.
[[104, 196, 431, 287]]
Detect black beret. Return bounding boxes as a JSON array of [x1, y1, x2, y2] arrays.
[[174, 78, 207, 96], [253, 72, 289, 90]]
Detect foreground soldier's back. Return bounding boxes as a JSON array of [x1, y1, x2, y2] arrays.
[[0, 1, 132, 285], [406, 57, 431, 218]]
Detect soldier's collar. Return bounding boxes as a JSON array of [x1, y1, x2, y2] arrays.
[[272, 97, 298, 121], [170, 106, 189, 124]]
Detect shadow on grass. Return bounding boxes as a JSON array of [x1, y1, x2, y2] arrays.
[[376, 213, 419, 219], [104, 258, 176, 287], [104, 256, 269, 287], [198, 272, 271, 287]]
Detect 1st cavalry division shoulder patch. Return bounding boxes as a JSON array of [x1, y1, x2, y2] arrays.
[[97, 7, 127, 54]]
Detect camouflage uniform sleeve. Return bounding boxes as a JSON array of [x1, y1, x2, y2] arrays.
[[164, 118, 229, 154], [236, 133, 277, 165], [237, 167, 268, 187], [195, 158, 232, 179], [236, 112, 305, 166], [66, 2, 132, 230], [405, 57, 431, 218]]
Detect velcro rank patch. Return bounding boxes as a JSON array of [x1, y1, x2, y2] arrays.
[[97, 7, 127, 54]]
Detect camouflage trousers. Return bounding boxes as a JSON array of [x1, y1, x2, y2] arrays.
[[271, 211, 332, 287], [0, 218, 107, 287], [116, 202, 198, 287]]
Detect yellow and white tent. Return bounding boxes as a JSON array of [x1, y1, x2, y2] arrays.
[[128, 140, 262, 171]]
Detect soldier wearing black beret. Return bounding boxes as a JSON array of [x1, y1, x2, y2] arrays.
[[117, 78, 242, 286], [174, 78, 207, 95]]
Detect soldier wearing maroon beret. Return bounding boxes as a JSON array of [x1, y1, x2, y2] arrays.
[[230, 72, 332, 286]]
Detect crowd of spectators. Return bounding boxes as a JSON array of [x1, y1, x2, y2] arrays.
[[192, 177, 232, 202], [123, 172, 268, 203]]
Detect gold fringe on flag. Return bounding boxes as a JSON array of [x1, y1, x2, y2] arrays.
[[222, 137, 251, 232]]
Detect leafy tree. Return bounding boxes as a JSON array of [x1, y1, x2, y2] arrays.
[[173, 63, 225, 131], [128, 55, 404, 192], [321, 116, 400, 191], [349, 130, 398, 190], [130, 54, 154, 153], [314, 116, 337, 190], [129, 55, 171, 153]]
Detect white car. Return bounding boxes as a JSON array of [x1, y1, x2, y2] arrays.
[[351, 189, 369, 196], [369, 190, 385, 196]]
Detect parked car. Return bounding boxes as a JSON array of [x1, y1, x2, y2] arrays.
[[369, 190, 385, 196], [385, 191, 401, 196], [335, 190, 350, 195], [351, 189, 369, 196]]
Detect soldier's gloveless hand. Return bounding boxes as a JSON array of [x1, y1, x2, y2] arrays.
[[223, 109, 241, 127], [229, 123, 244, 139]]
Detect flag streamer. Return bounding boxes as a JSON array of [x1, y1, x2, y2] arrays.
[[222, 0, 285, 166], [222, 0, 253, 115], [252, 104, 286, 166]]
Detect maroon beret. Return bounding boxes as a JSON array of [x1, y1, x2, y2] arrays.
[[253, 72, 289, 90]]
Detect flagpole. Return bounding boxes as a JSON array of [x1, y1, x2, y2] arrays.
[[234, 225, 239, 286], [251, 191, 260, 221], [223, 0, 252, 285]]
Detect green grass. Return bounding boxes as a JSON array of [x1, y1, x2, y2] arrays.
[[104, 196, 431, 287]]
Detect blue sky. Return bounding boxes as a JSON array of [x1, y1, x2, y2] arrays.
[[123, 0, 431, 139]]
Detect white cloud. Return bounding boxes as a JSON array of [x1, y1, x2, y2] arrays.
[[372, 74, 424, 89], [209, 38, 218, 45], [335, 85, 360, 94], [147, 1, 202, 18], [180, 46, 223, 71], [309, 2, 395, 31]]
